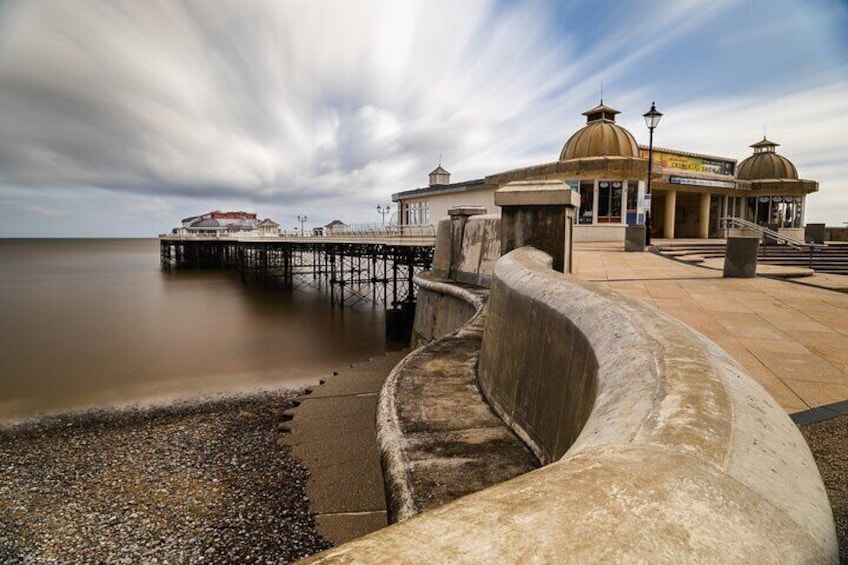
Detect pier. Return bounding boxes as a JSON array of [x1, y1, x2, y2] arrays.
[[159, 230, 435, 308]]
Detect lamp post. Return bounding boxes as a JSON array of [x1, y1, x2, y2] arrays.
[[643, 101, 663, 246], [377, 204, 391, 224], [297, 214, 307, 237]]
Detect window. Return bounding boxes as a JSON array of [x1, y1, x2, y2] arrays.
[[597, 181, 622, 223], [626, 181, 639, 225], [578, 181, 594, 224], [747, 195, 804, 228], [405, 201, 430, 225]]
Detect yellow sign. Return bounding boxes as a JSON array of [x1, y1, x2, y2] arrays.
[[640, 150, 734, 176]]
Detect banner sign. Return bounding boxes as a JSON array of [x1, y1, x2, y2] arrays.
[[641, 149, 735, 176], [669, 176, 736, 189]]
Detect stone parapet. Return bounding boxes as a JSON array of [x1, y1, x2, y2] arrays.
[[300, 246, 837, 564]]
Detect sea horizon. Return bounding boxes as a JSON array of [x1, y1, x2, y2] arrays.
[[0, 238, 390, 423]]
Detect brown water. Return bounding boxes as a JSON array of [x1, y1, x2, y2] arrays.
[[0, 239, 390, 422]]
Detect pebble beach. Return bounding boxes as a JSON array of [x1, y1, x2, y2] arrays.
[[3, 388, 848, 564], [0, 391, 329, 564]]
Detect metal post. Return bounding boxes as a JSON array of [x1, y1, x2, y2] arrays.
[[646, 126, 654, 246]]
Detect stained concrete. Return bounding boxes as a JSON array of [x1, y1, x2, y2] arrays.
[[724, 236, 760, 278], [625, 224, 646, 252], [379, 274, 537, 522], [284, 351, 408, 545], [300, 247, 837, 563]]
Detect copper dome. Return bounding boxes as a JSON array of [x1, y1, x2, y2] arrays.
[[736, 138, 798, 180], [559, 103, 640, 161]]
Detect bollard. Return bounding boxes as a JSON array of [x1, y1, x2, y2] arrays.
[[805, 223, 826, 244], [625, 225, 646, 252], [724, 236, 759, 278]]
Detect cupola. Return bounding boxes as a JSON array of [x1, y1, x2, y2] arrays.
[[559, 102, 640, 161], [736, 138, 799, 180], [429, 165, 450, 186]]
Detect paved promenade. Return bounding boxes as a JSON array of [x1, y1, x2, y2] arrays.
[[573, 242, 848, 414]]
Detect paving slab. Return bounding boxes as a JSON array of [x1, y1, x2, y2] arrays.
[[574, 242, 848, 414]]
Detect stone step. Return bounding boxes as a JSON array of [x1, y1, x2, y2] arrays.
[[280, 349, 408, 546]]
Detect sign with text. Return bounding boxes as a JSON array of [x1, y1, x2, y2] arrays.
[[641, 149, 735, 176], [669, 176, 736, 189]]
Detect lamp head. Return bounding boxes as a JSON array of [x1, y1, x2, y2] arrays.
[[643, 101, 663, 130]]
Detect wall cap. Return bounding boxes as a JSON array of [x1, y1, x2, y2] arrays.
[[495, 180, 580, 207]]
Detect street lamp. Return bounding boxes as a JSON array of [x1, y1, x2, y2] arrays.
[[377, 204, 391, 224], [643, 101, 663, 246], [297, 214, 307, 237]]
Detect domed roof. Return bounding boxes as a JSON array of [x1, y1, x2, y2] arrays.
[[190, 217, 222, 228], [559, 102, 640, 161], [737, 137, 798, 180]]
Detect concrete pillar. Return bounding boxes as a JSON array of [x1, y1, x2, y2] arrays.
[[663, 189, 677, 239], [446, 206, 487, 280], [495, 180, 579, 273], [698, 192, 711, 239], [723, 236, 759, 278]]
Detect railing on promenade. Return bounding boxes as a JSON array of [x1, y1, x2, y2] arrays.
[[719, 216, 827, 268]]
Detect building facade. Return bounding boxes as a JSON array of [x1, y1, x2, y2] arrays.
[[172, 211, 264, 237], [393, 103, 818, 242]]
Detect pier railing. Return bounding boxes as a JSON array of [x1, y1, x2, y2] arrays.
[[159, 235, 434, 308], [160, 224, 436, 242], [329, 223, 436, 238]]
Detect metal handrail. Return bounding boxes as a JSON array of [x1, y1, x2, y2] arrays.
[[331, 223, 436, 238], [719, 217, 826, 250], [719, 217, 827, 268]]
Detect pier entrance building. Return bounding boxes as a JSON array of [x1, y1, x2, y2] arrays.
[[393, 102, 819, 243]]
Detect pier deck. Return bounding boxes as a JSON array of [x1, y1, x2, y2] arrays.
[[159, 234, 435, 308]]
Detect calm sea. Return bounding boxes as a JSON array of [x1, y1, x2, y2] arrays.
[[0, 239, 389, 422]]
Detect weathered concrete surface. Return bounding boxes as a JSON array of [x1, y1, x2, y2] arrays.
[[411, 280, 478, 346], [380, 273, 537, 522], [300, 247, 837, 563], [625, 224, 646, 252], [432, 212, 500, 287], [284, 352, 407, 546], [724, 236, 759, 278], [430, 219, 452, 279], [479, 250, 597, 463], [453, 214, 500, 287], [496, 181, 578, 274]]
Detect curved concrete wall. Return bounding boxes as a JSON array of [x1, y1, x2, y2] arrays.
[[411, 282, 478, 346], [302, 247, 837, 563]]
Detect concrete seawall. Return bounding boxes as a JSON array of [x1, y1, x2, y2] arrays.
[[301, 214, 837, 562]]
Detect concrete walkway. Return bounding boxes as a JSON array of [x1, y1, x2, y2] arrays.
[[283, 351, 408, 546], [573, 242, 848, 414]]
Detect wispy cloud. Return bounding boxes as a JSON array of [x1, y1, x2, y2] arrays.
[[0, 0, 845, 235]]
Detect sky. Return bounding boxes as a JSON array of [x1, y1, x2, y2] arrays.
[[0, 0, 846, 237]]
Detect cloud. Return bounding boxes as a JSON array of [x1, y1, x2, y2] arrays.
[[0, 0, 846, 234]]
